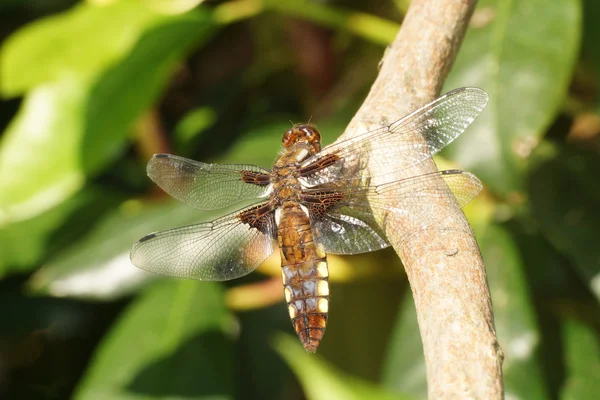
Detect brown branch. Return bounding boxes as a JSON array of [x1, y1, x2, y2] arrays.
[[339, 0, 504, 398]]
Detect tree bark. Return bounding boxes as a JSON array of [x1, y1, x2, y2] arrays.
[[339, 0, 504, 398]]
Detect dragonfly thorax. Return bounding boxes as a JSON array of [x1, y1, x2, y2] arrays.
[[271, 141, 317, 205], [271, 164, 302, 205]]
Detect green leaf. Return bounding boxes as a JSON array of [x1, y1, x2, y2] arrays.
[[262, 0, 398, 45], [321, 276, 405, 381], [381, 293, 427, 399], [479, 223, 548, 399], [0, 1, 164, 96], [528, 142, 600, 302], [80, 11, 215, 174], [274, 334, 410, 400], [28, 199, 226, 300], [444, 0, 581, 195], [581, 0, 600, 93], [504, 222, 574, 396], [145, 0, 205, 15], [173, 106, 217, 149], [74, 279, 235, 400], [0, 76, 88, 226], [0, 183, 85, 276], [236, 305, 296, 400], [222, 121, 293, 166], [0, 3, 216, 226], [560, 319, 600, 399], [0, 187, 119, 277]]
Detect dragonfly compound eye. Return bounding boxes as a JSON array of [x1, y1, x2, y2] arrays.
[[299, 125, 320, 144], [282, 129, 295, 148]]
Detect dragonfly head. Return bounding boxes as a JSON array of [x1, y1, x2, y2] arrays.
[[282, 124, 321, 153]]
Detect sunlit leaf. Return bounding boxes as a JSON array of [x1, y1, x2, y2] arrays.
[[80, 11, 215, 173], [444, 0, 581, 195], [0, 2, 215, 226], [0, 1, 213, 96], [274, 334, 410, 400], [145, 0, 205, 15], [0, 76, 88, 226], [73, 279, 235, 400], [0, 1, 162, 96]]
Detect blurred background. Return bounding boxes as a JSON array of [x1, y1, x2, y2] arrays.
[[0, 0, 598, 399]]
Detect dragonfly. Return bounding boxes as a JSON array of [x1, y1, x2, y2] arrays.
[[130, 87, 488, 352]]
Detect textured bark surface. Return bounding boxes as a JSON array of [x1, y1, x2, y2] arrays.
[[338, 0, 504, 398]]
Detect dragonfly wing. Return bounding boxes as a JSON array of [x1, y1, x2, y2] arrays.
[[130, 203, 277, 281], [147, 154, 271, 210], [365, 170, 483, 242], [300, 87, 488, 186], [312, 209, 390, 255], [307, 170, 481, 255]]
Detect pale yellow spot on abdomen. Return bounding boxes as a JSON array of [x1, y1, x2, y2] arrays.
[[316, 261, 328, 278], [317, 298, 329, 313], [317, 280, 329, 296], [288, 304, 297, 319]]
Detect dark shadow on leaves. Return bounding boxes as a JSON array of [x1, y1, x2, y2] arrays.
[[126, 329, 234, 398]]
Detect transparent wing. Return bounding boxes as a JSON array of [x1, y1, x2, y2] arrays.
[[310, 170, 482, 255], [130, 203, 277, 281], [300, 87, 488, 186], [313, 211, 390, 255], [147, 154, 271, 211]]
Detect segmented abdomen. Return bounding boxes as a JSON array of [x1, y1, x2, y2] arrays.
[[277, 203, 329, 353]]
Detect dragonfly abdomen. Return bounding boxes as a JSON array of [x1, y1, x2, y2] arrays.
[[278, 202, 330, 352], [281, 260, 329, 353]]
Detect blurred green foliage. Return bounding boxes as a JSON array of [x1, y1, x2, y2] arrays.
[[0, 0, 598, 399]]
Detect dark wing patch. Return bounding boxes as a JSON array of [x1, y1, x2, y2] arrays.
[[241, 170, 271, 186], [301, 190, 345, 219], [298, 154, 341, 176], [238, 202, 278, 238]]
